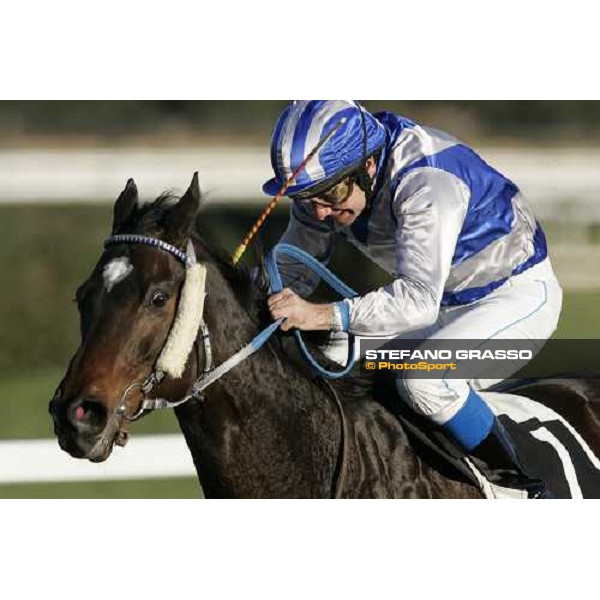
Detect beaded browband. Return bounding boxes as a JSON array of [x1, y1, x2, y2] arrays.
[[105, 234, 192, 267]]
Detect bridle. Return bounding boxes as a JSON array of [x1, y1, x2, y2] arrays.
[[95, 233, 349, 497], [96, 234, 284, 445], [94, 234, 213, 448], [108, 320, 214, 447]]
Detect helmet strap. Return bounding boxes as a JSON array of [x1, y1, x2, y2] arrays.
[[354, 101, 376, 208], [356, 164, 375, 204]]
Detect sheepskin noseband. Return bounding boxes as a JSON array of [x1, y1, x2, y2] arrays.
[[156, 240, 206, 378]]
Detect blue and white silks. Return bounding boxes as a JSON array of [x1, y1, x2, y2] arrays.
[[276, 110, 548, 338]]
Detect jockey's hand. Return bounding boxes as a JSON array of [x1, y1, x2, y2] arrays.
[[268, 288, 333, 332]]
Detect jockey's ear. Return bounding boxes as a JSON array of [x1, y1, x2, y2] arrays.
[[112, 178, 139, 233], [365, 156, 378, 178], [163, 172, 201, 247]]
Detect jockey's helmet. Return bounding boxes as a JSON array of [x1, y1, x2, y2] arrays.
[[263, 100, 386, 200]]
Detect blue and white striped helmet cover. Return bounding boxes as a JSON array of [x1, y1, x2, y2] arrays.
[[262, 100, 386, 198]]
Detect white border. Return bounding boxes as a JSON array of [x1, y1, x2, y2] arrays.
[[2, 1, 598, 595], [0, 501, 597, 599], [2, 1, 599, 99]]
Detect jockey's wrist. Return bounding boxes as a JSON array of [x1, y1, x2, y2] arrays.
[[311, 304, 336, 331], [331, 301, 350, 332]]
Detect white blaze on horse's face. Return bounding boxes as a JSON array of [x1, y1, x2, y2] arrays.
[[103, 257, 133, 293]]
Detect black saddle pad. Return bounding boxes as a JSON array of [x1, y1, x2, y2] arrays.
[[390, 390, 600, 499]]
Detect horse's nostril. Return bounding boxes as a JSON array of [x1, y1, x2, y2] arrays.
[[68, 397, 107, 432]]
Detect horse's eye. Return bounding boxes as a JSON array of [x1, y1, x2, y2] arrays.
[[151, 291, 170, 308]]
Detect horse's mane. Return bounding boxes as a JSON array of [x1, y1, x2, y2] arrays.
[[131, 192, 179, 235], [194, 226, 271, 328]]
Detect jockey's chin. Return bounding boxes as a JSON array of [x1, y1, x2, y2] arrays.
[[332, 209, 360, 226], [313, 190, 367, 226]]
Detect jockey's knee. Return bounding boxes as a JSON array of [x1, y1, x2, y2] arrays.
[[396, 376, 471, 425]]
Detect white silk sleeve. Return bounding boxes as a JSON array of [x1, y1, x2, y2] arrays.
[[344, 168, 469, 336]]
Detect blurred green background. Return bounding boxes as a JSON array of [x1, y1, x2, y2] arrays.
[[2, 100, 600, 144], [1, 101, 600, 498]]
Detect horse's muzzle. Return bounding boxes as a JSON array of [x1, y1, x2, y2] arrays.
[[49, 392, 111, 460]]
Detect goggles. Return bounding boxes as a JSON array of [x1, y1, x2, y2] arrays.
[[292, 176, 356, 205]]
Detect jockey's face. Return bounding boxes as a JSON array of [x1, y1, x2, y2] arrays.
[[301, 157, 377, 226], [310, 188, 366, 226]]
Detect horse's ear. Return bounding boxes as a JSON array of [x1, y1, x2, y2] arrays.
[[112, 178, 139, 233], [163, 172, 201, 246]]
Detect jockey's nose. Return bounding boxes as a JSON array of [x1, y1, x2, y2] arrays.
[[66, 396, 108, 435]]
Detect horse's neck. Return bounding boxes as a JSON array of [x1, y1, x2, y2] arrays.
[[174, 262, 342, 498], [173, 259, 480, 499]]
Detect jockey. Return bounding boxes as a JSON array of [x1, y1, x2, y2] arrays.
[[264, 100, 563, 499]]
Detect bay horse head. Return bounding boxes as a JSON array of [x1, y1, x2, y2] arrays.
[[49, 174, 202, 462]]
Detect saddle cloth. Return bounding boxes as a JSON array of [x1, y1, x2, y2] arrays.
[[397, 391, 600, 499], [307, 332, 600, 497]]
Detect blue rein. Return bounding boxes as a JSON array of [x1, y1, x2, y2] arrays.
[[256, 243, 359, 379]]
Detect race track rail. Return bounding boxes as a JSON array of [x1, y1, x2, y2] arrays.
[[0, 435, 196, 483]]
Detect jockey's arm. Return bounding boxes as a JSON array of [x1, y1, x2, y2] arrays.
[[342, 168, 469, 336], [269, 169, 469, 335]]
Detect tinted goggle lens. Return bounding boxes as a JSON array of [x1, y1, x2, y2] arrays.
[[293, 177, 354, 204]]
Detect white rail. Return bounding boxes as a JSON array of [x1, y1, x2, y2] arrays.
[[0, 147, 270, 204], [0, 434, 196, 484], [0, 147, 599, 219]]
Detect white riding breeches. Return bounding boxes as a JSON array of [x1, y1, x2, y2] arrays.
[[322, 258, 563, 425]]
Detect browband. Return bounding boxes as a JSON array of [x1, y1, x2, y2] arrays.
[[105, 234, 191, 267]]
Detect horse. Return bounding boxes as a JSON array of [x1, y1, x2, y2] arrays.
[[49, 174, 600, 498]]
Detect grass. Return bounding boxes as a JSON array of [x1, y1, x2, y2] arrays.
[[0, 477, 200, 498], [554, 291, 600, 338]]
